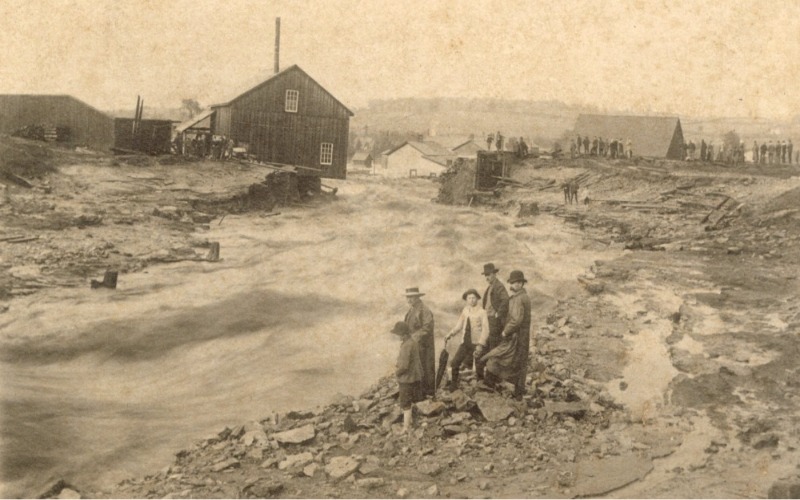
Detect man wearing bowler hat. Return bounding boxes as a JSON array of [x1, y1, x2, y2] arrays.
[[481, 270, 532, 399], [474, 263, 509, 382], [404, 287, 436, 398]]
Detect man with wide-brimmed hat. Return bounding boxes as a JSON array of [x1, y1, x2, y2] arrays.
[[475, 263, 509, 382], [480, 270, 532, 399], [403, 287, 436, 398]]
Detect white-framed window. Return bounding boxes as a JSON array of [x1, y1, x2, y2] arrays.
[[285, 90, 299, 112], [320, 142, 333, 165]]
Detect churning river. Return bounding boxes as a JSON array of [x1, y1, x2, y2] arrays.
[[0, 177, 604, 497]]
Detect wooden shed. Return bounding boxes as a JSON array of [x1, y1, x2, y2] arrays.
[[0, 94, 114, 149], [574, 114, 685, 159], [113, 118, 173, 155], [351, 151, 373, 169], [211, 65, 353, 180]]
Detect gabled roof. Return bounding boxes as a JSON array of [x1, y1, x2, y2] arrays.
[[351, 151, 373, 161], [386, 140, 455, 157], [574, 114, 684, 158], [211, 64, 354, 116], [453, 139, 486, 152], [175, 109, 215, 133]]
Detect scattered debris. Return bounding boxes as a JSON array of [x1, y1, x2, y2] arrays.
[[90, 270, 118, 289]]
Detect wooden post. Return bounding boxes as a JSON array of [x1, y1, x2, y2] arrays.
[[274, 18, 281, 74], [91, 270, 118, 289], [206, 242, 220, 262]]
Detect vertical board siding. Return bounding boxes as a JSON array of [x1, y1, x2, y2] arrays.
[[225, 67, 350, 179], [114, 118, 173, 154], [0, 95, 114, 148]]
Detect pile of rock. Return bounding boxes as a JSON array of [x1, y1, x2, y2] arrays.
[[90, 351, 622, 499]]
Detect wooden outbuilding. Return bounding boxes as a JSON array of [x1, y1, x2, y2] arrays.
[[574, 114, 685, 159], [211, 65, 353, 180], [351, 151, 373, 169], [113, 118, 173, 155], [0, 94, 114, 149]]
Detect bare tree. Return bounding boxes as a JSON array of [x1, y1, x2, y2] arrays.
[[181, 99, 203, 119]]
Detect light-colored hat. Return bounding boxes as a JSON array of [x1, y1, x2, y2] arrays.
[[404, 287, 425, 297]]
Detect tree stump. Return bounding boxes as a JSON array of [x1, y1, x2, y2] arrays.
[[91, 270, 118, 289], [206, 242, 220, 262]]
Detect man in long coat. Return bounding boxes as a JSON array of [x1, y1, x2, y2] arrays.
[[474, 263, 509, 381], [481, 270, 531, 399], [404, 287, 435, 398]]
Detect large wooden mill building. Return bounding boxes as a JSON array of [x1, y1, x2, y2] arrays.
[[211, 65, 353, 180]]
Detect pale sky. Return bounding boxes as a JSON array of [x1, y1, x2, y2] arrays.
[[1, 0, 798, 119]]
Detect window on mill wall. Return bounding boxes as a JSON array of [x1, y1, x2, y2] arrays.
[[285, 90, 299, 112], [320, 143, 333, 165]]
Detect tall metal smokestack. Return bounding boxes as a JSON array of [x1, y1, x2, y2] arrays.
[[274, 17, 280, 74]]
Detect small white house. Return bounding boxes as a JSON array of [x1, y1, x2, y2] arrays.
[[379, 141, 455, 178]]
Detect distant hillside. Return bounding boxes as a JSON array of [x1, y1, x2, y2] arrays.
[[350, 98, 599, 145], [350, 98, 797, 146]]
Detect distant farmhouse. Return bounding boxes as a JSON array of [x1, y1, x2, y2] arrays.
[[574, 114, 685, 160], [211, 65, 353, 180], [0, 94, 114, 148], [380, 140, 456, 178]]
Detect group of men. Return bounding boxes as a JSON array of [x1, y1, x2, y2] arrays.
[[486, 132, 530, 158], [174, 133, 235, 160], [686, 139, 796, 165], [752, 140, 795, 165], [572, 135, 632, 159], [686, 139, 746, 164], [395, 263, 532, 408]]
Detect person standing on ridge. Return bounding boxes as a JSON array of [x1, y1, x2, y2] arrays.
[[403, 287, 435, 398], [474, 263, 509, 382]]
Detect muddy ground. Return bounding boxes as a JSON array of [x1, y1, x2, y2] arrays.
[[2, 136, 800, 498]]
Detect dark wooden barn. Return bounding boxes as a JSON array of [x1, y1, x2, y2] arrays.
[[0, 94, 114, 149], [211, 65, 353, 180], [113, 118, 173, 155]]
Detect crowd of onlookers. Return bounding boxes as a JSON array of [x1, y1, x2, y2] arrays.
[[751, 139, 795, 165], [682, 139, 795, 165], [570, 136, 633, 159]]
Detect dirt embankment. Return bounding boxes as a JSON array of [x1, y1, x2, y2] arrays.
[[7, 141, 800, 498], [0, 136, 332, 301]]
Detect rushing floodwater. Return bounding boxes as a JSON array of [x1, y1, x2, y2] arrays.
[[0, 178, 606, 497]]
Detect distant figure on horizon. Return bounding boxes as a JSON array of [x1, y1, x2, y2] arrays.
[[753, 141, 759, 163], [583, 136, 590, 155], [486, 133, 494, 151], [626, 138, 633, 159], [788, 140, 793, 165], [760, 142, 767, 164]]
